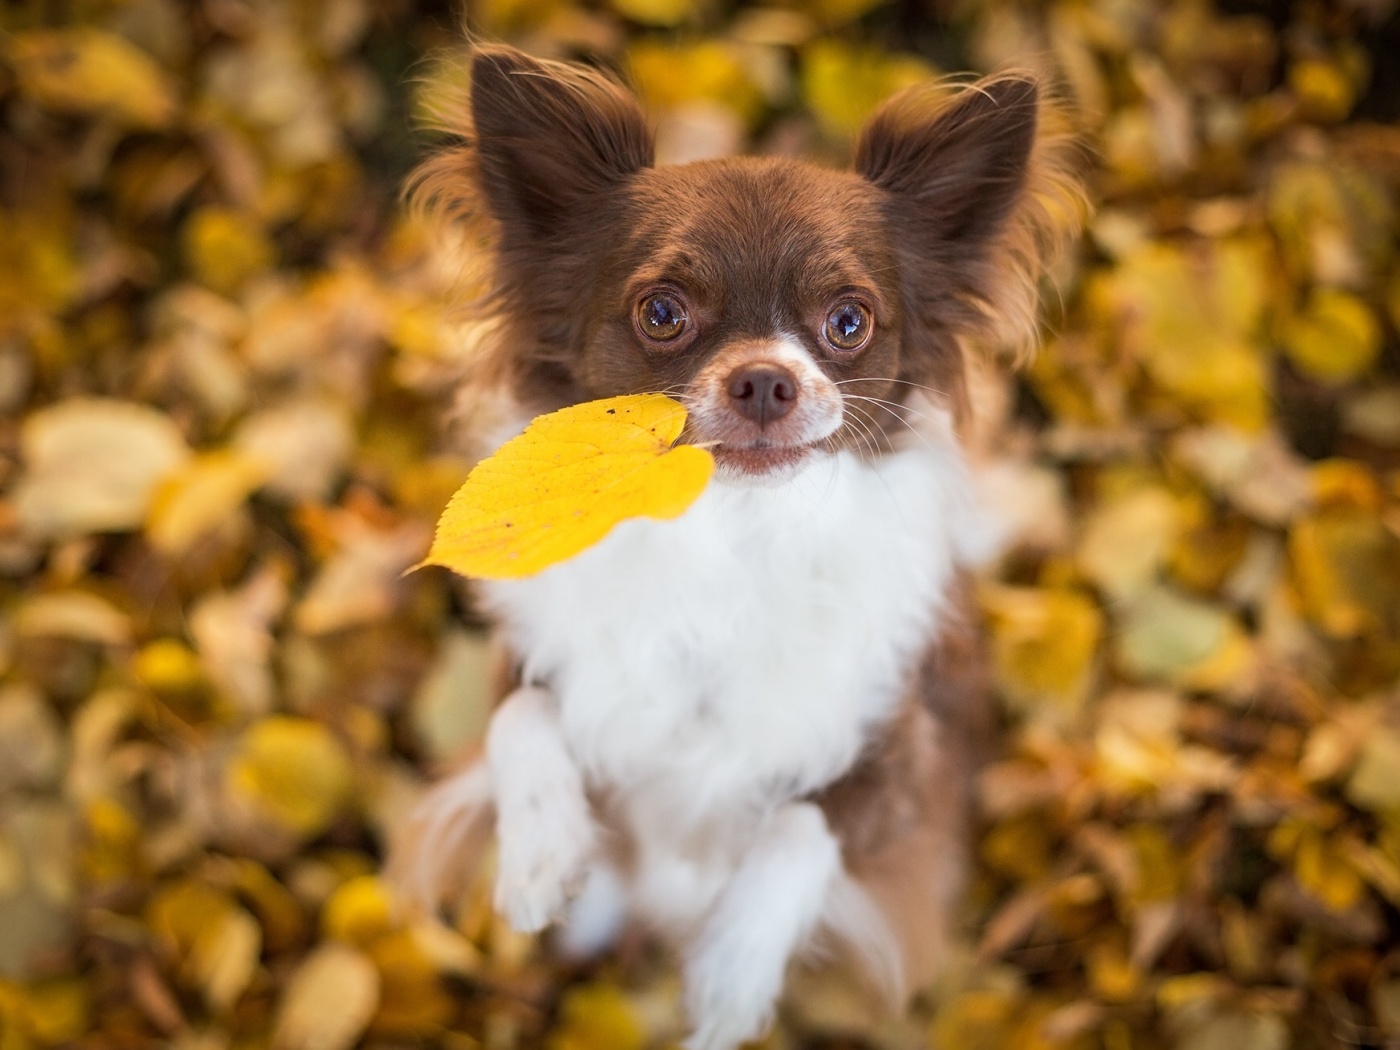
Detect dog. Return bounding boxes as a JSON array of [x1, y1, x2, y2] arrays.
[[392, 44, 1080, 1050]]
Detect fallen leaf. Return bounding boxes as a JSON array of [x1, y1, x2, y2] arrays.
[[1076, 486, 1180, 599], [628, 42, 764, 126], [1347, 728, 1400, 814], [295, 516, 430, 633], [182, 207, 277, 296], [272, 942, 380, 1050], [410, 629, 493, 762], [1279, 288, 1380, 384], [365, 929, 455, 1035], [418, 394, 714, 580], [5, 28, 178, 129], [983, 585, 1102, 717], [13, 592, 132, 646], [548, 983, 646, 1050], [0, 685, 66, 793], [13, 398, 191, 540], [146, 879, 261, 1013], [189, 566, 288, 716], [231, 399, 355, 501], [1115, 585, 1251, 689], [146, 450, 271, 556], [801, 40, 936, 140], [1176, 1010, 1289, 1050], [609, 0, 693, 26], [322, 875, 395, 946], [225, 717, 353, 837]]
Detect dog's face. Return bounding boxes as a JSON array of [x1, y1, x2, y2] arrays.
[[463, 47, 1040, 477]]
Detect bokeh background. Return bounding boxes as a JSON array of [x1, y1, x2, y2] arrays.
[[3, 0, 1400, 1047]]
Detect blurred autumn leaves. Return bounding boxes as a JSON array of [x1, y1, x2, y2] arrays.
[[2, 0, 1400, 1049]]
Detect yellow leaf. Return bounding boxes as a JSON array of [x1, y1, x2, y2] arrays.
[[1087, 941, 1141, 1002], [147, 879, 236, 956], [628, 42, 763, 125], [226, 717, 353, 837], [1076, 486, 1180, 599], [183, 207, 277, 295], [192, 906, 261, 1013], [1267, 162, 1393, 286], [366, 930, 454, 1035], [1288, 58, 1355, 122], [1279, 289, 1380, 384], [801, 41, 936, 140], [4, 29, 177, 129], [1289, 508, 1400, 638], [16, 979, 88, 1045], [1348, 729, 1400, 814], [146, 879, 261, 1010], [80, 798, 140, 883], [1293, 828, 1364, 912], [323, 875, 396, 946], [609, 0, 693, 27], [230, 859, 307, 954], [273, 943, 380, 1050], [982, 585, 1102, 716], [133, 639, 205, 693], [548, 984, 646, 1050], [930, 990, 1019, 1050], [1107, 240, 1271, 429], [419, 394, 713, 580], [146, 450, 271, 556], [1312, 459, 1382, 512], [0, 210, 79, 328]]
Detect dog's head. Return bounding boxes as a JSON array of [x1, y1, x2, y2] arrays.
[[420, 46, 1076, 477]]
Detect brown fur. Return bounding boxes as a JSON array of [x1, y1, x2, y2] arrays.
[[409, 46, 1083, 440], [817, 575, 993, 994]]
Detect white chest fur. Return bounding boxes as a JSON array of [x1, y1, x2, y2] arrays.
[[481, 439, 985, 935], [480, 443, 984, 927]]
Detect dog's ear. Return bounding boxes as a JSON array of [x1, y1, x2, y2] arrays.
[[471, 46, 653, 238], [855, 75, 1038, 248]]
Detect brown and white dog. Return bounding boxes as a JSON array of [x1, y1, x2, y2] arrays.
[[393, 44, 1080, 1050]]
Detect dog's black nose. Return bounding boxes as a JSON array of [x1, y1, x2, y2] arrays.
[[727, 365, 797, 425]]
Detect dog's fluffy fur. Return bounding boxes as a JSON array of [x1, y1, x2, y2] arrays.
[[392, 45, 1082, 1050]]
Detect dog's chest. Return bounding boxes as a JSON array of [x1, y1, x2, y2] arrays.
[[482, 448, 979, 811]]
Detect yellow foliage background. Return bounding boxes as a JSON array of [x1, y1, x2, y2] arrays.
[[2, 0, 1400, 1048]]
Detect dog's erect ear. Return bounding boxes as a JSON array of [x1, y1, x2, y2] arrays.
[[471, 46, 653, 237], [855, 76, 1038, 248]]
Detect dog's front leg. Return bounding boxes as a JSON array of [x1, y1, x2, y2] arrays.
[[487, 684, 596, 933], [683, 801, 842, 1050]]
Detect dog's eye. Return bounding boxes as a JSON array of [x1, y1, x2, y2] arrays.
[[823, 301, 873, 352], [636, 292, 688, 343]]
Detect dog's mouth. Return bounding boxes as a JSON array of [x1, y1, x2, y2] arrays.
[[710, 441, 815, 476]]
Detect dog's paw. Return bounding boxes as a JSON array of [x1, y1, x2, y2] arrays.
[[682, 926, 785, 1050], [493, 782, 597, 934]]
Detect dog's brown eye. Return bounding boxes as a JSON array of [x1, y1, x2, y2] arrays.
[[823, 301, 872, 352], [636, 293, 688, 343]]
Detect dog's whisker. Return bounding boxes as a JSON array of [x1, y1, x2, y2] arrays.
[[842, 396, 943, 457]]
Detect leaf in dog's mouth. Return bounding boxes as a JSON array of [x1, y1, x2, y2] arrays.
[[415, 394, 714, 580]]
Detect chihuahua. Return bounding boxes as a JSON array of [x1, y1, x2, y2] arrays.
[[393, 44, 1079, 1050]]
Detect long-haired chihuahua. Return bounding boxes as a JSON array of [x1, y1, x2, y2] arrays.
[[392, 43, 1081, 1050]]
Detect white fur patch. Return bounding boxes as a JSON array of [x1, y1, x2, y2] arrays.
[[487, 685, 598, 932], [481, 432, 984, 938], [683, 802, 841, 1050]]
